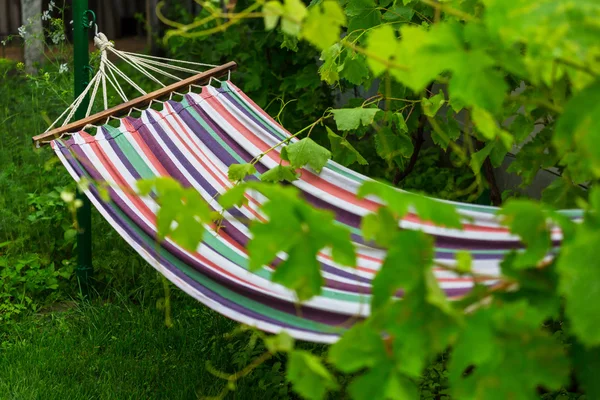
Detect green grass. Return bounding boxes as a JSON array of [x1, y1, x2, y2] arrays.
[[0, 294, 295, 400]]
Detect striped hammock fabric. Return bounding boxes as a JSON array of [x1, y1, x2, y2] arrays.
[[51, 81, 582, 343]]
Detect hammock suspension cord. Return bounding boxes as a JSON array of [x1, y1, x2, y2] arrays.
[[39, 29, 227, 146]]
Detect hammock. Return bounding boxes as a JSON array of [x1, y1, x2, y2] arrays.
[[34, 34, 582, 344]]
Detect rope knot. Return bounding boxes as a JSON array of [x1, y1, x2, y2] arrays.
[[94, 32, 113, 52]]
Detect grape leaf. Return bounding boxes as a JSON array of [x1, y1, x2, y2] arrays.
[[272, 239, 324, 300], [556, 210, 600, 346], [318, 44, 342, 84], [302, 1, 346, 50], [572, 341, 600, 399], [448, 50, 508, 114], [326, 127, 368, 166], [374, 126, 413, 164], [389, 23, 463, 92], [422, 90, 445, 117], [217, 183, 249, 209], [139, 179, 212, 252], [347, 9, 382, 33], [382, 4, 414, 21], [470, 141, 494, 174], [328, 323, 388, 373], [455, 250, 472, 274], [340, 55, 370, 85], [358, 181, 463, 229], [371, 230, 434, 309], [245, 184, 355, 300], [365, 25, 398, 77], [450, 302, 569, 399], [263, 1, 283, 30], [345, 0, 376, 17], [264, 331, 295, 353], [260, 164, 300, 182], [228, 163, 257, 181], [540, 177, 586, 209], [285, 137, 331, 173], [281, 0, 307, 36], [554, 81, 600, 180], [361, 206, 397, 247], [498, 200, 552, 269], [471, 107, 500, 141], [288, 350, 338, 400], [331, 107, 381, 130], [348, 362, 418, 400]]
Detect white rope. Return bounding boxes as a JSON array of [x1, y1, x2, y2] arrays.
[[125, 54, 205, 75], [119, 51, 219, 68], [106, 47, 168, 88], [103, 57, 148, 95], [121, 54, 186, 81], [104, 62, 129, 102], [44, 29, 223, 138]]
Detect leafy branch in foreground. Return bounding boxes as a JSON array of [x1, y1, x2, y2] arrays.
[[148, 0, 600, 399]]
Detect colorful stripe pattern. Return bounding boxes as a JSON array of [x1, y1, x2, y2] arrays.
[[51, 82, 581, 343]]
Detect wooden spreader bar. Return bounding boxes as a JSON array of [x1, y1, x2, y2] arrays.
[[32, 61, 237, 146]]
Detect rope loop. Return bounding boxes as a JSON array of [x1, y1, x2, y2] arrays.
[[94, 32, 114, 52]]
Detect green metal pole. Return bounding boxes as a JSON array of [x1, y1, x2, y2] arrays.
[[73, 0, 93, 297]]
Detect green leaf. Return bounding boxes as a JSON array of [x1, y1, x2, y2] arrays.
[[272, 239, 324, 300], [319, 44, 342, 84], [358, 181, 463, 229], [245, 183, 355, 300], [263, 1, 283, 30], [260, 165, 300, 182], [331, 107, 381, 131], [448, 50, 508, 114], [554, 81, 600, 180], [218, 184, 249, 209], [422, 90, 445, 117], [365, 25, 397, 77], [572, 341, 600, 399], [139, 178, 211, 252], [556, 209, 600, 346], [281, 0, 307, 36], [347, 9, 382, 34], [389, 23, 462, 92], [340, 55, 370, 85], [285, 137, 331, 173], [455, 250, 472, 274], [470, 141, 494, 174], [450, 302, 569, 399], [498, 200, 551, 269], [374, 126, 413, 164], [264, 331, 295, 353], [393, 112, 408, 133], [327, 127, 368, 166], [287, 350, 338, 400], [228, 163, 257, 182], [371, 230, 434, 309], [348, 362, 418, 400], [328, 323, 387, 373], [361, 207, 397, 247], [345, 0, 376, 17], [471, 107, 499, 141], [541, 177, 586, 209], [382, 4, 414, 22], [302, 1, 346, 50]]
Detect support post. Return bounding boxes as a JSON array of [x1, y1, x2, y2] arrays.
[[73, 0, 93, 297]]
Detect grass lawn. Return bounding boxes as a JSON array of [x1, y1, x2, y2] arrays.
[[0, 294, 298, 400]]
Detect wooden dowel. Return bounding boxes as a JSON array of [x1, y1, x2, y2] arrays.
[[33, 61, 237, 146]]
